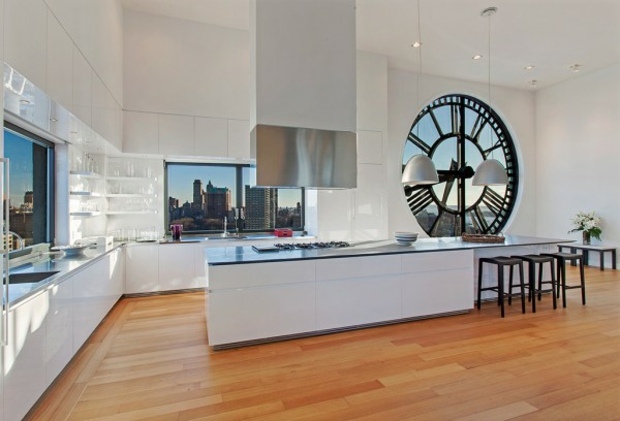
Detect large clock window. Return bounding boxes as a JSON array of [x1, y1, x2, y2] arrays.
[[403, 94, 519, 237]]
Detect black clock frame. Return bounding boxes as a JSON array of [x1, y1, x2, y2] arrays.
[[403, 94, 519, 237]]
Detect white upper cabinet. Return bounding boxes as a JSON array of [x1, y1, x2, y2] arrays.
[[91, 75, 108, 142], [227, 119, 251, 159], [0, 0, 5, 61], [90, 74, 122, 149], [71, 46, 92, 126], [4, 0, 48, 90], [123, 111, 158, 154], [195, 117, 228, 157], [46, 10, 73, 110], [159, 114, 194, 156]]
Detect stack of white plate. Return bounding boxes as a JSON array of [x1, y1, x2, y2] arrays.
[[394, 231, 419, 246]]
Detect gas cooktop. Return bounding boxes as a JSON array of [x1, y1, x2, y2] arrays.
[[274, 241, 350, 250]]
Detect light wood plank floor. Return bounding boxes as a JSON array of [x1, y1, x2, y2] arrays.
[[28, 266, 620, 420]]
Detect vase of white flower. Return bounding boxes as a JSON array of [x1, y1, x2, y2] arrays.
[[582, 231, 591, 245], [569, 211, 602, 244]]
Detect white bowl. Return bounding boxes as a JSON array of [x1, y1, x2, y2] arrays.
[[396, 239, 413, 246], [395, 231, 419, 239]]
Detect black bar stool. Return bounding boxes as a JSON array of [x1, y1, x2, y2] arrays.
[[477, 256, 526, 317], [541, 252, 586, 307], [513, 254, 557, 312]]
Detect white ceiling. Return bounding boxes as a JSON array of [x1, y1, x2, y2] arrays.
[[122, 0, 620, 90]]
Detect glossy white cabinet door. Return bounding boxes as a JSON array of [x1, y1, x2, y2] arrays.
[[227, 119, 251, 159], [195, 117, 228, 157], [110, 248, 125, 299], [193, 244, 207, 288], [159, 114, 194, 156], [158, 243, 197, 291], [44, 280, 74, 386], [3, 291, 48, 421], [73, 257, 109, 351], [401, 269, 474, 318], [123, 111, 159, 154], [316, 274, 401, 330], [208, 284, 316, 346], [125, 244, 160, 293], [4, 0, 47, 90], [71, 46, 92, 125], [46, 11, 73, 109]]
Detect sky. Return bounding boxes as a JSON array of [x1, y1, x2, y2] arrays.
[[4, 128, 34, 206]]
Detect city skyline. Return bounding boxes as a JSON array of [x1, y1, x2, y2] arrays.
[[167, 164, 302, 208]]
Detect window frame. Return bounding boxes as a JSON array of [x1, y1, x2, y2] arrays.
[[164, 161, 305, 234], [3, 121, 55, 246]]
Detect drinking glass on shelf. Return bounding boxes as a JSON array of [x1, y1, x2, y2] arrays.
[[126, 161, 135, 177]]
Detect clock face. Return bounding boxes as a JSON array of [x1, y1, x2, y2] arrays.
[[403, 94, 519, 237]]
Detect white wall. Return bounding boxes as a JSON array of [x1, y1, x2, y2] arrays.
[[535, 64, 620, 248], [123, 10, 249, 120], [387, 70, 537, 237]]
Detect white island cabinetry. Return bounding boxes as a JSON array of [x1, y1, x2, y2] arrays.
[[401, 250, 474, 318], [207, 248, 476, 349]]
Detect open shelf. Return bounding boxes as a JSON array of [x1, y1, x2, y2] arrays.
[[106, 210, 158, 215], [69, 211, 103, 217], [69, 170, 102, 179], [69, 191, 103, 197]]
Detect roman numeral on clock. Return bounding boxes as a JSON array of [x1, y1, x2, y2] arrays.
[[407, 187, 434, 215], [407, 132, 432, 154], [481, 187, 505, 216]]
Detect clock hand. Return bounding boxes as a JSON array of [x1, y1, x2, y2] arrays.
[[441, 159, 459, 204]]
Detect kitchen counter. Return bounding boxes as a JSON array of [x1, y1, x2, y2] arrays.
[[205, 235, 572, 349], [6, 245, 123, 306], [205, 235, 572, 266]]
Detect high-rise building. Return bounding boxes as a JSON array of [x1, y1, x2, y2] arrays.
[[205, 181, 231, 218], [245, 186, 277, 229]]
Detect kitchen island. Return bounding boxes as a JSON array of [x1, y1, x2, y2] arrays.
[[205, 235, 570, 349]]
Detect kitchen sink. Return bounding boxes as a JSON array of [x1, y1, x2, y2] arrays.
[[8, 271, 60, 284]]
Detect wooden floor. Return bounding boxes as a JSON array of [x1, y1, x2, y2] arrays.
[[28, 266, 620, 421]]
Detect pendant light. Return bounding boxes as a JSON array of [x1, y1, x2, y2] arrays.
[[402, 0, 439, 186], [472, 6, 508, 186]]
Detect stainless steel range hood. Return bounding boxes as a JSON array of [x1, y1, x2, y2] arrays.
[[251, 125, 357, 189], [250, 0, 357, 189]]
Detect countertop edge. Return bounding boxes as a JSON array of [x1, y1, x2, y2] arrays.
[[205, 236, 574, 266]]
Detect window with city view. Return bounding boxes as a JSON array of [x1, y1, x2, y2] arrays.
[[3, 123, 54, 248], [166, 162, 304, 233]]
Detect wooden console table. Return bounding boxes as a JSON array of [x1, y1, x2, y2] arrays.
[[557, 244, 617, 271]]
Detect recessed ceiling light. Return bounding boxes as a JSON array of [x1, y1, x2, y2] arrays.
[[19, 99, 30, 104], [50, 118, 58, 122], [472, 54, 483, 60], [528, 79, 538, 88], [524, 65, 535, 70], [569, 64, 582, 72], [411, 41, 422, 48]]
